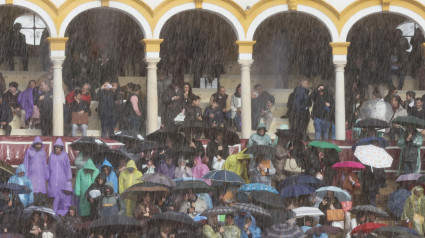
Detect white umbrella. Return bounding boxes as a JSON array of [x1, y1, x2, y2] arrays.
[[292, 207, 324, 218], [354, 145, 393, 168], [359, 99, 393, 123], [316, 186, 352, 202]]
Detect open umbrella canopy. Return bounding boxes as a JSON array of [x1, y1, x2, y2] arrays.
[[292, 207, 324, 218], [387, 188, 411, 219], [70, 137, 109, 152], [267, 209, 296, 227], [351, 223, 387, 234], [110, 130, 144, 144], [0, 161, 14, 182], [305, 225, 344, 235], [350, 205, 389, 217], [120, 182, 170, 200], [232, 203, 271, 219], [359, 99, 393, 123], [202, 170, 245, 185], [205, 127, 240, 146], [88, 214, 143, 233], [238, 183, 278, 194], [24, 206, 58, 220], [92, 149, 131, 169], [146, 129, 188, 146], [201, 206, 236, 216], [392, 116, 425, 129], [251, 191, 285, 208], [280, 184, 315, 198], [315, 186, 351, 202], [149, 211, 197, 227], [244, 145, 275, 155], [354, 145, 393, 168], [173, 179, 212, 194], [355, 118, 389, 128], [264, 222, 306, 238], [307, 141, 341, 152], [332, 161, 365, 170], [128, 140, 166, 154], [374, 226, 419, 236], [139, 173, 176, 187], [351, 136, 388, 151], [396, 173, 423, 182], [0, 183, 31, 194], [279, 175, 325, 190]]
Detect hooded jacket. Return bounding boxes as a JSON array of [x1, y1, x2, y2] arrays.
[[8, 164, 34, 207], [401, 186, 425, 235], [23, 136, 49, 194], [101, 159, 119, 193], [75, 159, 99, 217], [119, 160, 143, 217], [247, 123, 272, 147], [191, 156, 210, 183], [52, 181, 74, 216], [222, 150, 250, 183], [48, 138, 72, 198]]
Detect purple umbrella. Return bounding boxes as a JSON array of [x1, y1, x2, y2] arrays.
[[396, 173, 423, 182]]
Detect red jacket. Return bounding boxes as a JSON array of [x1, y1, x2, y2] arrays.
[[66, 90, 91, 105]]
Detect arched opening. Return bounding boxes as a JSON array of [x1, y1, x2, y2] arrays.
[[0, 6, 50, 73], [252, 12, 334, 89], [159, 11, 238, 88]]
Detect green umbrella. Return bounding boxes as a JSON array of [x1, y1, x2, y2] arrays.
[[392, 116, 425, 129], [307, 141, 341, 152]]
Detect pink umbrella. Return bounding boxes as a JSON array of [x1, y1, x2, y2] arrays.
[[332, 161, 365, 170]]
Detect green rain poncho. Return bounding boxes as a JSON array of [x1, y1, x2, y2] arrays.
[[74, 159, 100, 217]]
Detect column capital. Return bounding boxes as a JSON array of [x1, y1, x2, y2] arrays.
[[145, 57, 161, 68], [195, 0, 203, 9], [238, 59, 254, 68], [50, 55, 65, 69], [236, 41, 256, 54], [142, 39, 164, 52], [329, 42, 350, 55], [47, 37, 68, 51]]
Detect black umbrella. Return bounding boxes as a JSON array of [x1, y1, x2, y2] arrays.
[[350, 205, 389, 218], [232, 203, 271, 219], [24, 206, 59, 220], [88, 214, 143, 233], [149, 211, 197, 227], [146, 129, 188, 146], [128, 140, 166, 154], [201, 206, 236, 216], [205, 127, 240, 146], [264, 222, 305, 238], [355, 118, 389, 128], [418, 175, 425, 184], [305, 225, 344, 235], [0, 183, 32, 194], [178, 120, 207, 134], [392, 116, 425, 129], [70, 137, 109, 152], [110, 130, 144, 144], [173, 180, 212, 194], [92, 149, 131, 169], [0, 161, 14, 183], [244, 145, 275, 156], [267, 209, 296, 227], [374, 226, 419, 236], [251, 191, 285, 208]]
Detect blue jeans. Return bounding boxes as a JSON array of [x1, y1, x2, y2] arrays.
[[234, 114, 241, 132], [129, 116, 141, 132], [313, 118, 331, 140]]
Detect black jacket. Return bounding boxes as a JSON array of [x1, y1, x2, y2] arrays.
[[310, 88, 334, 121], [0, 100, 13, 123]]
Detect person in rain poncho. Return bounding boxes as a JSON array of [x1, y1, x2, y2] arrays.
[[234, 212, 261, 238], [7, 164, 33, 207], [74, 146, 94, 172], [401, 186, 425, 235], [119, 160, 143, 217], [23, 136, 49, 203], [191, 156, 210, 184], [398, 124, 422, 175], [222, 150, 250, 183], [223, 214, 241, 238], [175, 157, 193, 178], [157, 154, 176, 179], [85, 173, 107, 220], [98, 182, 120, 218], [203, 214, 225, 238], [247, 123, 272, 147], [52, 181, 74, 217], [249, 153, 276, 186], [74, 159, 99, 218], [100, 159, 118, 193], [48, 138, 72, 199]]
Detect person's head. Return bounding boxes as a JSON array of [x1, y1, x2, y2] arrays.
[[413, 186, 424, 198], [54, 145, 63, 155], [74, 89, 82, 101], [235, 84, 241, 96], [304, 216, 313, 227], [33, 142, 42, 151], [192, 95, 201, 107], [18, 171, 25, 177], [160, 223, 172, 235], [13, 23, 22, 31], [368, 213, 376, 222], [41, 79, 50, 92], [143, 193, 151, 203], [183, 82, 192, 94], [127, 83, 134, 93], [172, 80, 180, 91], [82, 83, 91, 95], [300, 80, 309, 89], [317, 85, 325, 95], [372, 90, 382, 99], [32, 212, 40, 222], [69, 205, 77, 217], [218, 86, 226, 96], [127, 167, 134, 173], [8, 82, 18, 93], [104, 183, 113, 196], [28, 80, 36, 89], [326, 191, 335, 198], [185, 189, 196, 200], [84, 168, 93, 175], [102, 165, 111, 176], [96, 174, 106, 185], [165, 157, 173, 166], [415, 98, 423, 110], [178, 157, 186, 167], [388, 86, 398, 96], [211, 100, 219, 109], [225, 214, 234, 226], [391, 95, 402, 109], [133, 84, 141, 94], [244, 216, 252, 227], [215, 131, 223, 142], [406, 91, 416, 101], [357, 212, 366, 224], [253, 84, 263, 94]]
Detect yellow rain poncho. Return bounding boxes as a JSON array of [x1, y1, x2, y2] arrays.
[[119, 160, 143, 217], [401, 186, 425, 235], [221, 149, 250, 183]]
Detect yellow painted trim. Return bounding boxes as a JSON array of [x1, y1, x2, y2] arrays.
[[6, 0, 12, 4], [382, 0, 390, 12], [101, 0, 109, 7], [47, 37, 69, 51], [195, 0, 202, 9], [142, 39, 164, 52], [330, 42, 350, 55], [236, 41, 256, 53]]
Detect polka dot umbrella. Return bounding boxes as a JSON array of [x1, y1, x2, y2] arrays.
[[354, 144, 393, 169]]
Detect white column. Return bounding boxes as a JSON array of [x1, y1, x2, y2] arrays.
[[51, 55, 65, 136], [146, 57, 161, 134], [334, 57, 347, 140], [239, 59, 253, 139]]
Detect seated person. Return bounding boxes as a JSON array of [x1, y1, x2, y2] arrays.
[[179, 189, 207, 219], [0, 92, 13, 135], [203, 99, 223, 128], [69, 89, 91, 137], [185, 95, 202, 122], [4, 82, 25, 129]]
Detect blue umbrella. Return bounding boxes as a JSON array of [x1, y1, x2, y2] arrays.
[[238, 183, 278, 194], [352, 137, 388, 151], [278, 175, 325, 190], [316, 186, 351, 202], [202, 170, 245, 185], [0, 183, 32, 194], [387, 188, 411, 219], [280, 184, 315, 198]]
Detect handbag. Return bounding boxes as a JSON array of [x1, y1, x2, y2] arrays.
[[71, 112, 89, 125], [174, 113, 185, 123], [283, 157, 302, 173], [326, 209, 344, 221], [413, 213, 424, 224]]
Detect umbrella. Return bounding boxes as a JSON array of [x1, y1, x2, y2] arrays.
[[354, 144, 393, 168], [139, 173, 176, 187], [0, 161, 14, 182], [268, 209, 296, 226], [280, 184, 315, 198], [305, 225, 344, 235], [92, 149, 131, 169], [110, 130, 144, 144], [315, 186, 351, 202], [264, 222, 306, 238], [232, 203, 271, 218], [173, 180, 212, 194], [70, 137, 109, 152], [374, 226, 419, 236], [350, 205, 389, 217], [24, 206, 58, 220], [359, 99, 393, 123], [205, 127, 240, 146], [392, 116, 425, 129], [251, 191, 285, 208], [355, 118, 389, 128], [307, 141, 341, 152], [146, 129, 188, 146], [244, 145, 275, 155], [351, 222, 387, 234], [238, 183, 278, 194], [149, 211, 197, 226], [292, 207, 324, 218], [279, 175, 325, 190], [178, 120, 207, 134], [0, 183, 31, 194], [351, 136, 388, 151], [201, 206, 236, 216], [396, 173, 423, 182], [202, 170, 245, 185], [120, 182, 170, 200], [88, 214, 143, 233], [128, 140, 166, 154], [332, 161, 365, 170], [387, 188, 411, 218]]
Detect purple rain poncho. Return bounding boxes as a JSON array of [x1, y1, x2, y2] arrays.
[[53, 181, 75, 216], [23, 136, 49, 194], [17, 87, 34, 121], [48, 138, 72, 198]]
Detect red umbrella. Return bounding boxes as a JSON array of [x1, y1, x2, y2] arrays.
[[351, 222, 387, 234], [332, 161, 365, 170]]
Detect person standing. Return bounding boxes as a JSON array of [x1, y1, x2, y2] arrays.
[[17, 80, 38, 129], [69, 89, 91, 137], [251, 84, 275, 130], [119, 160, 143, 217], [162, 80, 183, 127], [0, 92, 13, 135], [23, 136, 49, 204], [231, 84, 242, 132], [401, 186, 425, 235], [74, 159, 99, 219], [210, 86, 231, 126], [126, 84, 143, 132], [310, 85, 334, 140], [4, 82, 25, 128], [292, 80, 311, 140], [48, 138, 72, 200], [37, 79, 53, 136], [398, 124, 422, 175], [97, 81, 118, 138]]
